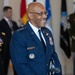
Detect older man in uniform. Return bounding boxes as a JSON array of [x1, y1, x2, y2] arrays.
[[10, 2, 62, 75]]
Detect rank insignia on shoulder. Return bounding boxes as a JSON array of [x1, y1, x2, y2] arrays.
[[17, 27, 24, 32]]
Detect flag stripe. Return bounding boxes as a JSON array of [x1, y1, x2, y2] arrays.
[[20, 0, 26, 18], [22, 14, 28, 24], [20, 0, 27, 24], [45, 0, 52, 32], [46, 0, 51, 20]]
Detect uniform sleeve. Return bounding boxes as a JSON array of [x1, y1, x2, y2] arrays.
[[51, 51, 62, 75], [10, 31, 36, 75], [49, 30, 62, 75]]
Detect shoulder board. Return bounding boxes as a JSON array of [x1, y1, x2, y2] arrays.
[[17, 27, 25, 32]]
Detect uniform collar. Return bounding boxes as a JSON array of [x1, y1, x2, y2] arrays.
[[28, 21, 41, 35]]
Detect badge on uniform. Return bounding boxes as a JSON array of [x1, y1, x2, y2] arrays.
[[49, 37, 53, 45], [29, 53, 35, 59], [2, 32, 5, 35], [46, 33, 49, 36], [27, 47, 35, 50]]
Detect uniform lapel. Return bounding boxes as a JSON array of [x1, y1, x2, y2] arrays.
[[42, 30, 53, 62], [26, 23, 44, 49]]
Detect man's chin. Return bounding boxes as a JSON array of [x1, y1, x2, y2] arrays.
[[41, 25, 45, 27]]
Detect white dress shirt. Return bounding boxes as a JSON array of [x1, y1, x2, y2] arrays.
[[3, 17, 13, 29], [28, 21, 46, 45]]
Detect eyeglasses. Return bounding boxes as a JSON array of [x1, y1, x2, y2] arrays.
[[30, 11, 48, 16]]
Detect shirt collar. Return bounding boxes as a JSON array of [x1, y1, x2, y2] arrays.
[[3, 16, 9, 22], [28, 21, 41, 34]]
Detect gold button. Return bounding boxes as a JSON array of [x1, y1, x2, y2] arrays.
[[2, 32, 5, 35]]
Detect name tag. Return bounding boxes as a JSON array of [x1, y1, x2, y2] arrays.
[[27, 47, 35, 50]]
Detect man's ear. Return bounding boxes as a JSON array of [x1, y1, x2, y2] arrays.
[[28, 13, 33, 20]]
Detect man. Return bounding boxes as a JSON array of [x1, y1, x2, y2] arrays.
[[10, 2, 62, 75], [0, 32, 8, 75], [67, 13, 75, 75], [0, 6, 19, 75]]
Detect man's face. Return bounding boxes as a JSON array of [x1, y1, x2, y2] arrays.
[[29, 4, 47, 28], [4, 9, 12, 19]]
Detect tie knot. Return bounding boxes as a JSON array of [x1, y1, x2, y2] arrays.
[[38, 29, 41, 33], [38, 29, 42, 35]]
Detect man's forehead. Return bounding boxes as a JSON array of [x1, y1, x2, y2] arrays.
[[28, 2, 44, 9], [29, 3, 45, 11]]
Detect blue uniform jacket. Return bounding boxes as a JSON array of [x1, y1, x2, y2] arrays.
[[10, 22, 62, 75]]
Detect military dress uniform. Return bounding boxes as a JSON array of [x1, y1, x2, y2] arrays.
[[0, 18, 19, 75], [0, 32, 8, 75], [67, 13, 75, 75], [10, 22, 62, 75]]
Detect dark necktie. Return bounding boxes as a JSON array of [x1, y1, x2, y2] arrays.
[[38, 29, 46, 52]]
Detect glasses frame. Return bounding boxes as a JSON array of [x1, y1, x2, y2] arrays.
[[30, 11, 48, 16]]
